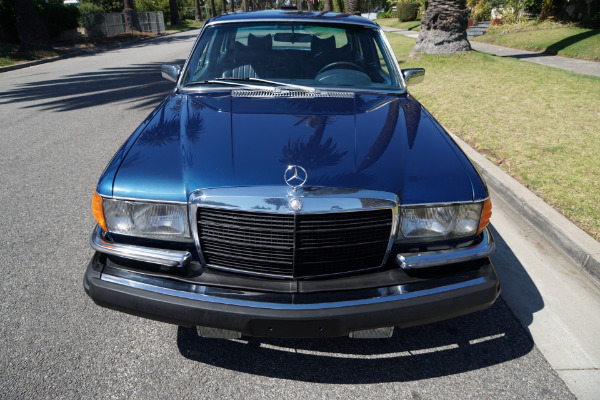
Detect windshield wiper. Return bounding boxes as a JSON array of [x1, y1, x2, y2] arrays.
[[212, 77, 319, 93], [183, 80, 253, 88]]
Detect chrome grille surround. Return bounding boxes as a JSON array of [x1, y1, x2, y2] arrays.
[[189, 187, 399, 279]]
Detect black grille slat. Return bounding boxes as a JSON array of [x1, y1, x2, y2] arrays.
[[197, 207, 393, 277]]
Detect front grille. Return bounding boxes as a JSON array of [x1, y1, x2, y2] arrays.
[[196, 207, 393, 278]]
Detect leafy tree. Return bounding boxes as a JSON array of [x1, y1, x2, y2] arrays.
[[411, 0, 470, 55], [13, 0, 51, 50]]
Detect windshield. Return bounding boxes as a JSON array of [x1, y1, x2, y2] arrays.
[[182, 22, 402, 91]]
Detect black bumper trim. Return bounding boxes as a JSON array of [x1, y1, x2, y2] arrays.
[[84, 256, 500, 338]]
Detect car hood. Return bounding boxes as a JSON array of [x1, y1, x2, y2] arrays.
[[108, 92, 483, 204]]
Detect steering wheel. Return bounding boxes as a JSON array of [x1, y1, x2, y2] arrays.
[[316, 61, 368, 76]]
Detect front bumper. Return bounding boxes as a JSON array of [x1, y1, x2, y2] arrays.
[[84, 251, 500, 338]]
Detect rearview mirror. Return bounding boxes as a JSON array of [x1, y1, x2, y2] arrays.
[[161, 64, 181, 83], [402, 68, 425, 86]]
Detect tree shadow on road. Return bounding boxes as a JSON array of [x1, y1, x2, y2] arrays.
[[0, 57, 187, 112], [177, 228, 543, 384]]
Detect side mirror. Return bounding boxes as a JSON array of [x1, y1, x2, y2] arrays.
[[161, 64, 181, 83], [402, 68, 425, 86]]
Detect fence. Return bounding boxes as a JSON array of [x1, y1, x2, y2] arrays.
[[81, 11, 165, 38]]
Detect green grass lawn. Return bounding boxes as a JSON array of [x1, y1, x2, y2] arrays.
[[375, 18, 421, 31], [165, 19, 204, 33], [386, 33, 600, 241], [0, 49, 58, 67], [472, 21, 600, 61]]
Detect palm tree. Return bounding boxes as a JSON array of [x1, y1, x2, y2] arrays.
[[169, 0, 180, 25], [210, 0, 217, 17], [123, 0, 141, 33], [345, 0, 359, 15], [411, 0, 470, 55], [194, 0, 201, 22], [13, 0, 51, 50], [323, 0, 333, 12]]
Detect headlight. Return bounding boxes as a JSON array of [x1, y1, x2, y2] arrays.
[[102, 198, 190, 240], [397, 202, 485, 241]]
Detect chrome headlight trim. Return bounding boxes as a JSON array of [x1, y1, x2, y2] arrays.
[[103, 198, 191, 240], [396, 201, 484, 242]]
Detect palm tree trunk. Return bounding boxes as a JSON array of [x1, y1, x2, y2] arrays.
[[411, 0, 471, 55], [123, 0, 141, 33], [345, 0, 359, 15], [323, 0, 333, 12], [230, 0, 235, 12], [194, 0, 201, 22], [13, 0, 51, 50], [221, 0, 227, 14], [210, 0, 217, 17], [169, 0, 180, 25]]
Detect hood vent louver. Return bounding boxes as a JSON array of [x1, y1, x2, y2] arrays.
[[232, 89, 354, 99]]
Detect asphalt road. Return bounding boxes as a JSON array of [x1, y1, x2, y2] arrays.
[[0, 31, 575, 399]]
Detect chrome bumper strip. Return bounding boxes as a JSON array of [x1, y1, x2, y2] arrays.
[[90, 226, 192, 268], [396, 228, 495, 270], [100, 273, 486, 310]]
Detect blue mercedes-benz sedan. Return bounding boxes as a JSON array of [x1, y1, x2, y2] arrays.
[[84, 10, 499, 339]]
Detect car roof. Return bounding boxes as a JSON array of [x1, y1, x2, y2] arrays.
[[206, 10, 379, 28]]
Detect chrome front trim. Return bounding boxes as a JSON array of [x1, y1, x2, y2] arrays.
[[188, 186, 399, 278], [397, 227, 495, 270], [90, 226, 192, 268], [101, 195, 187, 205], [399, 198, 489, 208], [100, 272, 486, 310]]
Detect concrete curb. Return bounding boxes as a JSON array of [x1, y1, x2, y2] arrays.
[[448, 130, 600, 287], [0, 28, 199, 74]]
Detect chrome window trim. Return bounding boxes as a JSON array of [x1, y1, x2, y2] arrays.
[[397, 227, 495, 270], [378, 26, 405, 90], [100, 272, 487, 310], [205, 17, 381, 29], [90, 226, 192, 268], [188, 186, 399, 278], [176, 18, 407, 93], [178, 86, 408, 95]]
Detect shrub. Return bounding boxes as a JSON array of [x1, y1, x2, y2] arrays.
[[0, 0, 18, 43], [35, 1, 80, 38], [78, 2, 104, 14], [397, 2, 420, 22], [182, 7, 196, 20], [377, 10, 394, 18]]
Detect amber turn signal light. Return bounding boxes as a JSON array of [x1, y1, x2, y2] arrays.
[[477, 198, 492, 235], [92, 190, 107, 232]]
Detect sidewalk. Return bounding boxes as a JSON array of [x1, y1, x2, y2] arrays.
[[380, 25, 600, 77]]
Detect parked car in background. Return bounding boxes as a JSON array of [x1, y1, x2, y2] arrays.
[[84, 10, 499, 339]]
